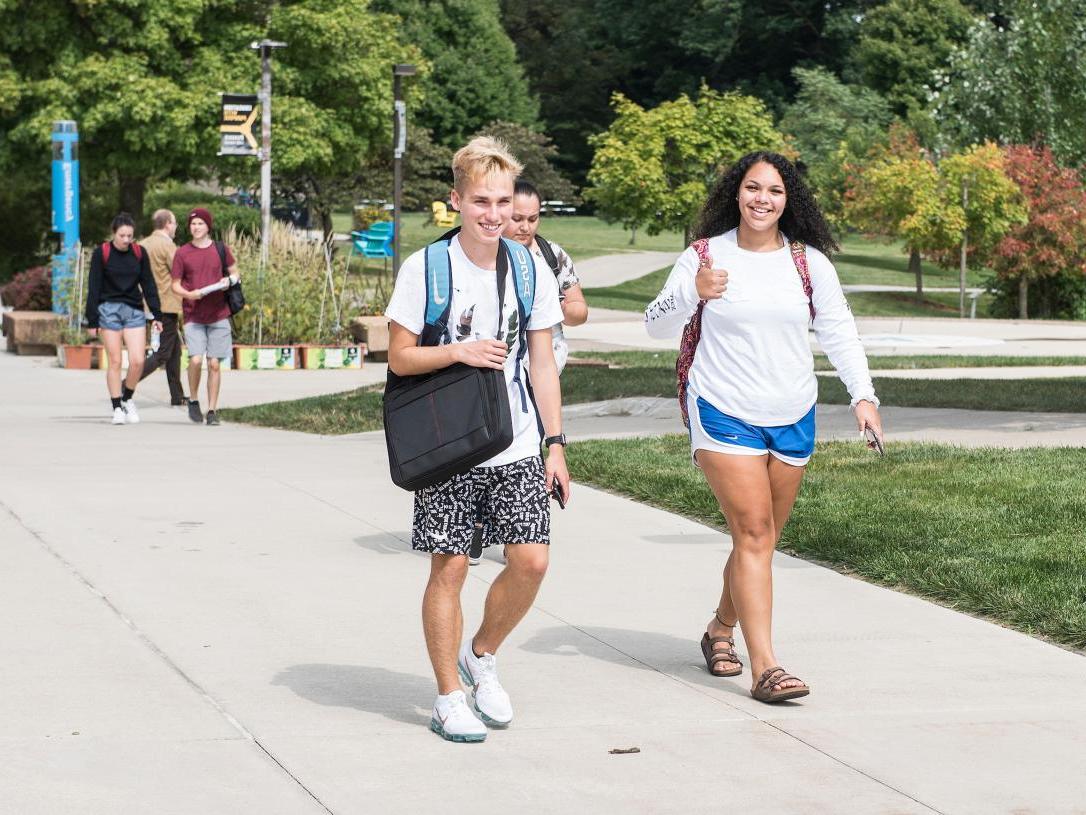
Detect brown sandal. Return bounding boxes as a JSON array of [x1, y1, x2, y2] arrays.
[[700, 612, 743, 677], [751, 666, 810, 703]]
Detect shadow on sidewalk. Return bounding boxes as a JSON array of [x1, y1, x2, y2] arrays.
[[273, 663, 431, 726], [354, 532, 425, 557], [519, 625, 751, 697]]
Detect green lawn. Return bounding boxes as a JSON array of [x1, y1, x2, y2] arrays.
[[573, 351, 1086, 371], [834, 236, 986, 287], [218, 386, 385, 435], [331, 212, 685, 261], [565, 437, 1086, 649], [219, 365, 1085, 436], [583, 266, 994, 318]]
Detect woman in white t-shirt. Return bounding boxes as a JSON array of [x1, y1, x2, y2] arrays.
[[505, 180, 588, 373], [645, 152, 884, 704]]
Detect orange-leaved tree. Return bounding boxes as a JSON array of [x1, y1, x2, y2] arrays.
[[992, 145, 1086, 319]]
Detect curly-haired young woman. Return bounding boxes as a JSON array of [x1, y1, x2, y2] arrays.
[[645, 152, 883, 703]]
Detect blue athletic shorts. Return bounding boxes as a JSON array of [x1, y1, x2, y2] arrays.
[[690, 395, 816, 467]]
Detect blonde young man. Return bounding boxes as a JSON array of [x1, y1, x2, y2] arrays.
[[139, 209, 187, 405], [386, 137, 570, 742]]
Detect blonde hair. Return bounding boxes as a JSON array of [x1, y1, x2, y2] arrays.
[[452, 136, 522, 192]]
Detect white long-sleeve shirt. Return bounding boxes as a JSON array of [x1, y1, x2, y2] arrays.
[[645, 229, 877, 425]]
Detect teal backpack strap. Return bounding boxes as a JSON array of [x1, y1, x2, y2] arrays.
[[502, 238, 536, 413], [421, 238, 453, 346]]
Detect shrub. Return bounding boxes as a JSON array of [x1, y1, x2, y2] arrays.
[[226, 223, 378, 344], [1, 266, 51, 310], [144, 186, 262, 243]]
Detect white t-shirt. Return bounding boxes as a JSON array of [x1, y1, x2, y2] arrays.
[[645, 229, 877, 425], [386, 235, 564, 467], [530, 238, 579, 373]]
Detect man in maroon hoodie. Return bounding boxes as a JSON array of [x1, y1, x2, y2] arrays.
[[170, 208, 240, 426]]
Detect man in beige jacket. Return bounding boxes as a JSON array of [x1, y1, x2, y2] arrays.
[[139, 209, 188, 405]]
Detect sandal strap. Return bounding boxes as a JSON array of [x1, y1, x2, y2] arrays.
[[757, 667, 803, 690], [704, 636, 735, 648], [709, 652, 740, 667]]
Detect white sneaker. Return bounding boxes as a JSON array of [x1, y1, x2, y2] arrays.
[[121, 400, 140, 424], [111, 407, 126, 425], [430, 690, 487, 743], [458, 640, 513, 726]]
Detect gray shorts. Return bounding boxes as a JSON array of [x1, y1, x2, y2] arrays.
[[184, 319, 232, 359]]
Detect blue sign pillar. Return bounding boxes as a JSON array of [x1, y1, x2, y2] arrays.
[[51, 120, 80, 315]]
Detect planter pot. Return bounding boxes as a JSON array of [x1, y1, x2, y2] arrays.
[[233, 345, 299, 370], [349, 316, 388, 360], [58, 344, 95, 369], [298, 344, 367, 369]]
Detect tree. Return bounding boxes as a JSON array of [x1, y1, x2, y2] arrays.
[[845, 126, 964, 301], [0, 0, 422, 248], [990, 145, 1086, 319], [585, 87, 788, 241], [373, 0, 538, 147], [502, 0, 878, 188], [356, 125, 454, 212], [937, 142, 1027, 314], [846, 129, 1024, 306], [780, 66, 893, 230], [931, 0, 1086, 167], [473, 121, 575, 201], [851, 0, 975, 116], [263, 0, 422, 237]]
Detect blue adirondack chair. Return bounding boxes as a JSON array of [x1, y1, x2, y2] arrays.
[[346, 220, 395, 275], [350, 220, 394, 258]]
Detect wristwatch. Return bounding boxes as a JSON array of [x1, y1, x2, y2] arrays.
[[543, 434, 567, 448]]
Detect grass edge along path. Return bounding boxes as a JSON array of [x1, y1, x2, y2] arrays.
[[565, 436, 1086, 651], [220, 368, 1086, 434]]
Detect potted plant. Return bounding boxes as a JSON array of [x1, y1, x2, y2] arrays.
[[54, 247, 97, 369], [57, 324, 96, 369]]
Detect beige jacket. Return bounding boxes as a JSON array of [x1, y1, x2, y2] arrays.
[[140, 231, 181, 314]]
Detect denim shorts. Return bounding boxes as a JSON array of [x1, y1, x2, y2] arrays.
[[98, 302, 147, 331]]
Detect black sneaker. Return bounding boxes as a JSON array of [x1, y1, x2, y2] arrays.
[[188, 400, 203, 423], [467, 531, 483, 565], [206, 410, 220, 426]]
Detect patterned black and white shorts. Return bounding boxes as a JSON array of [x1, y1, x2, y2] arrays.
[[412, 455, 550, 555]]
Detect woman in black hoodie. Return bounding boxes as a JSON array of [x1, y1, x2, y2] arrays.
[[85, 213, 163, 425]]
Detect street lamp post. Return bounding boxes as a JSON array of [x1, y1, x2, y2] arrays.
[[392, 64, 417, 281], [250, 38, 286, 343]]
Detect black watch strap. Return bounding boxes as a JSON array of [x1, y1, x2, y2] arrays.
[[544, 434, 567, 448]]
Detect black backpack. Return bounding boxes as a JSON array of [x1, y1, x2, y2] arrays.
[[535, 235, 562, 278], [383, 231, 537, 491]]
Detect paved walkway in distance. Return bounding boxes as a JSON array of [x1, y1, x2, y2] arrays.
[[575, 250, 679, 288], [566, 306, 1086, 357], [4, 346, 1086, 814]]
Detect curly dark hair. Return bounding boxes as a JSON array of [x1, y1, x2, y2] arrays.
[[693, 152, 838, 256]]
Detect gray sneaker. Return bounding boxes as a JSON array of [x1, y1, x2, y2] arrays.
[[205, 410, 220, 426], [188, 400, 203, 423]]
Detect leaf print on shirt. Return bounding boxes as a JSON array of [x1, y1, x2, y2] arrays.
[[456, 305, 475, 341], [505, 309, 518, 353]]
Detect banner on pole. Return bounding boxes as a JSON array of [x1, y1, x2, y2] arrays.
[[219, 94, 260, 156]]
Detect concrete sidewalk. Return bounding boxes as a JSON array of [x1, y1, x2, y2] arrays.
[[5, 350, 1086, 814]]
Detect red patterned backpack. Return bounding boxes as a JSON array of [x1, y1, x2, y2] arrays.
[[676, 237, 816, 428]]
